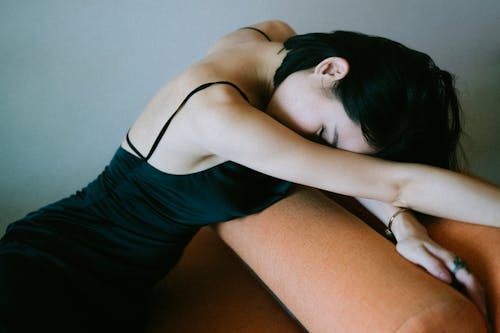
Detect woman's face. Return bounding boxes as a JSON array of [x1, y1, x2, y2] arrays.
[[266, 65, 375, 154]]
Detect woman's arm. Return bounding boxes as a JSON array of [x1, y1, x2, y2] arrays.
[[396, 165, 499, 227], [190, 93, 500, 227], [207, 20, 296, 54]]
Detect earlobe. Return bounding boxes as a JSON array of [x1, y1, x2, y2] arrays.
[[315, 57, 349, 81]]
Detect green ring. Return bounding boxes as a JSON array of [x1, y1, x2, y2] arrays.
[[452, 257, 469, 275]]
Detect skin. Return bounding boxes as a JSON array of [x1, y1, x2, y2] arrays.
[[265, 56, 374, 154], [122, 20, 499, 319]]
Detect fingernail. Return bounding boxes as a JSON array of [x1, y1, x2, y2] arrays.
[[438, 271, 451, 282]]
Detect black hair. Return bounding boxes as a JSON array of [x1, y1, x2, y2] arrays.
[[274, 31, 462, 170]]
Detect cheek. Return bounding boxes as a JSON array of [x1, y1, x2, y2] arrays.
[[267, 88, 320, 135], [337, 122, 373, 154]]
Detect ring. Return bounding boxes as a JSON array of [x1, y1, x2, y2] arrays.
[[452, 257, 469, 275]]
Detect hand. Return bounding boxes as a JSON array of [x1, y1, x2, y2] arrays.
[[396, 232, 488, 317]]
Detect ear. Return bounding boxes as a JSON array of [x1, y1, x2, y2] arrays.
[[314, 57, 349, 81]]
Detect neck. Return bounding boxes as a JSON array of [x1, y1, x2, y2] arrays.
[[253, 42, 287, 105]]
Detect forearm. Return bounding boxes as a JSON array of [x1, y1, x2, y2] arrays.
[[397, 165, 500, 227]]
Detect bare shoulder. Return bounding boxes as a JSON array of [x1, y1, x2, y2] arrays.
[[186, 82, 308, 170], [207, 20, 296, 54]]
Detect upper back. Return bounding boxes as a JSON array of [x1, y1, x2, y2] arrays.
[[121, 21, 295, 175], [207, 20, 296, 55]]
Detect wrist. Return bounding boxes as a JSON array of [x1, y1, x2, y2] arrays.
[[387, 210, 427, 241]]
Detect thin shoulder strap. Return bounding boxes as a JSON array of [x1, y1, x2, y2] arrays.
[[126, 81, 250, 161], [239, 27, 272, 41]]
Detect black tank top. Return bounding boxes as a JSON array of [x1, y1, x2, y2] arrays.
[[123, 81, 291, 224], [2, 81, 291, 287]]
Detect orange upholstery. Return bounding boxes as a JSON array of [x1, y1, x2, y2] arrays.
[[148, 228, 304, 333], [150, 187, 497, 332], [424, 217, 499, 332]]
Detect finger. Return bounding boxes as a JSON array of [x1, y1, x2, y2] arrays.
[[420, 241, 457, 282], [396, 242, 452, 283], [422, 240, 455, 265], [424, 243, 488, 315], [454, 264, 488, 317]]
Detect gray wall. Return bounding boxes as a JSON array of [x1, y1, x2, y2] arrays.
[[1, 0, 499, 234]]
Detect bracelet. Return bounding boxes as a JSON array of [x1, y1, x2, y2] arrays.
[[385, 208, 409, 239]]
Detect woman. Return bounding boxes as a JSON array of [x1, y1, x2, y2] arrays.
[[1, 20, 499, 332]]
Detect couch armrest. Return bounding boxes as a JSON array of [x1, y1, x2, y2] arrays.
[[148, 227, 305, 332], [149, 188, 496, 332]]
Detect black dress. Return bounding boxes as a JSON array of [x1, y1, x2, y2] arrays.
[[0, 81, 291, 332]]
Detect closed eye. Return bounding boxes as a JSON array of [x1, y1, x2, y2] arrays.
[[314, 127, 337, 147], [332, 129, 338, 147]]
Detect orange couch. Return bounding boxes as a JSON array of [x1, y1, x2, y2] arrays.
[[148, 187, 498, 332]]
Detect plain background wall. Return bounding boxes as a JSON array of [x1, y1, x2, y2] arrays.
[[1, 0, 499, 234]]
